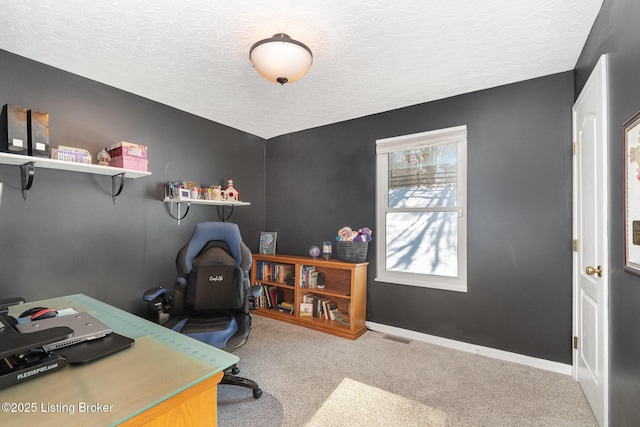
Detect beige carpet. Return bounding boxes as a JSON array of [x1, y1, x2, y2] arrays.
[[218, 315, 597, 427], [307, 377, 447, 426]]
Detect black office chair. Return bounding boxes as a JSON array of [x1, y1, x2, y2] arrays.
[[143, 222, 262, 398]]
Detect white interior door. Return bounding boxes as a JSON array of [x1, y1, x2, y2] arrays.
[[573, 55, 609, 427]]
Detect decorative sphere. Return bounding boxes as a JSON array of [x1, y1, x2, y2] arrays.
[[309, 246, 321, 259]]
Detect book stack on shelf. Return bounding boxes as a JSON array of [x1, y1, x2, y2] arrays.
[[300, 295, 350, 326], [257, 285, 295, 315], [300, 265, 325, 288], [299, 295, 339, 319], [260, 262, 293, 284], [255, 260, 295, 315], [275, 301, 294, 314]]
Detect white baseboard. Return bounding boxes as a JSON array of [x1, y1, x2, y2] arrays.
[[366, 321, 572, 376]]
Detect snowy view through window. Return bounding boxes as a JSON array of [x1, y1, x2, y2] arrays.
[[387, 144, 458, 277]]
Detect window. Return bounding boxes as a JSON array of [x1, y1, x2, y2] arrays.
[[376, 125, 467, 292]]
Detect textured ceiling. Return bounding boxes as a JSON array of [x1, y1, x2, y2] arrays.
[[0, 0, 603, 139]]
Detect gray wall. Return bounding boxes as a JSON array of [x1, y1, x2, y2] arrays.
[[0, 50, 266, 314], [574, 0, 640, 424], [266, 72, 574, 364], [0, 19, 588, 371]]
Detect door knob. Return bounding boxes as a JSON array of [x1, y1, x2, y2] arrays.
[[586, 265, 602, 277]]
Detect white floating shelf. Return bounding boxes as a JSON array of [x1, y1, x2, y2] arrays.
[[0, 152, 151, 178], [162, 197, 250, 207], [0, 152, 151, 202], [162, 197, 251, 225]]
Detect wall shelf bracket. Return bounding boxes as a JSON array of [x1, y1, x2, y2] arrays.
[[167, 200, 190, 226], [111, 173, 126, 204], [20, 162, 36, 201], [217, 205, 234, 222]]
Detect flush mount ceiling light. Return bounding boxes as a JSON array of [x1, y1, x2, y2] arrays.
[[249, 33, 313, 85]]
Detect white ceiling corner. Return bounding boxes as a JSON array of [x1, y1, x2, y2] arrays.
[[0, 0, 603, 140]]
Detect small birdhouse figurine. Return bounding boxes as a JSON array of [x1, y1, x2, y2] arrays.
[[223, 178, 240, 201], [212, 185, 222, 200]]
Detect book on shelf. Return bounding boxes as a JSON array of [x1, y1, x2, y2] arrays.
[[260, 285, 285, 310], [299, 302, 313, 317], [262, 286, 270, 307], [319, 300, 339, 320], [302, 294, 318, 316], [335, 313, 350, 327], [321, 299, 330, 319], [278, 301, 294, 309], [310, 271, 319, 288], [270, 286, 284, 307], [276, 301, 294, 315], [327, 302, 339, 320], [299, 265, 316, 288]]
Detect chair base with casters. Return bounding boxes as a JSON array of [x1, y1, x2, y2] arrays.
[[221, 364, 262, 399], [173, 312, 263, 399], [143, 222, 263, 399]]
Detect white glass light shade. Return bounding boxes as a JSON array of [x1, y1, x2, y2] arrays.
[[250, 34, 313, 85]]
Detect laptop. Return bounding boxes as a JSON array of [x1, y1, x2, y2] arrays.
[[52, 332, 134, 365], [16, 312, 112, 351]]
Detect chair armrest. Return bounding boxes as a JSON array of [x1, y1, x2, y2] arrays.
[[142, 287, 167, 302], [250, 284, 262, 298], [247, 284, 262, 311], [142, 287, 171, 325]]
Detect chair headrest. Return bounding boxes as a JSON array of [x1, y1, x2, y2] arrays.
[[184, 222, 243, 271]]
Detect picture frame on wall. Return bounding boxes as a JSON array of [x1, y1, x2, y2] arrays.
[[624, 110, 640, 276], [259, 231, 277, 255]]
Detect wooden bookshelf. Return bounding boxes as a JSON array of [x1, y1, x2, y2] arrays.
[[251, 254, 368, 340]]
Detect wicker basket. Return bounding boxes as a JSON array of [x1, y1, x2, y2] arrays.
[[336, 241, 368, 263]]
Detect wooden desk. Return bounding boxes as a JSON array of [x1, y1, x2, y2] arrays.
[[1, 294, 239, 426]]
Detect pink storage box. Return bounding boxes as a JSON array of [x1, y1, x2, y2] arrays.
[[108, 146, 147, 159], [109, 155, 148, 171], [107, 141, 147, 150], [107, 141, 148, 159], [107, 141, 147, 159]]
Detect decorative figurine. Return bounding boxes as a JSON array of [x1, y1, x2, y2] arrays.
[[224, 178, 240, 201], [97, 149, 111, 166], [322, 241, 332, 259], [212, 185, 222, 201]]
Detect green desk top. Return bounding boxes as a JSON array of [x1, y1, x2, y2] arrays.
[[2, 294, 239, 426]]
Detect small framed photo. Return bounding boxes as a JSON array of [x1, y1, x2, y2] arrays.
[[177, 188, 191, 200], [624, 110, 640, 275], [259, 232, 277, 255]]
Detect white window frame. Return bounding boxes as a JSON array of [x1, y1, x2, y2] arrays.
[[375, 125, 467, 292]]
